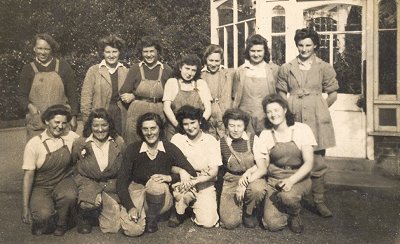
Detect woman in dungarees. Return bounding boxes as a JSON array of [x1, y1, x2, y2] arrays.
[[120, 36, 173, 145], [254, 94, 316, 233], [72, 108, 127, 234], [21, 105, 79, 236], [232, 34, 279, 135], [201, 44, 233, 139], [276, 28, 339, 217], [17, 34, 79, 141], [163, 54, 212, 140], [80, 34, 128, 136], [219, 108, 267, 229]]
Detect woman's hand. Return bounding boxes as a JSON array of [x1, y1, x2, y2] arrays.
[[279, 178, 294, 192], [128, 207, 140, 222], [70, 116, 78, 132], [21, 207, 32, 224], [120, 93, 135, 103], [94, 193, 102, 207], [151, 174, 172, 183], [235, 185, 247, 205], [239, 171, 251, 187]]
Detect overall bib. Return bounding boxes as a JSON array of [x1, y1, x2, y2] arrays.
[[30, 137, 77, 233], [166, 80, 204, 140], [220, 136, 267, 228], [124, 66, 164, 145], [262, 130, 311, 230], [27, 60, 68, 140]]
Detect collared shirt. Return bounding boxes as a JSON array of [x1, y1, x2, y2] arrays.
[[201, 65, 225, 73], [86, 134, 113, 172], [297, 55, 315, 71], [139, 141, 166, 160], [253, 122, 317, 160], [242, 60, 268, 78], [139, 61, 164, 70], [171, 132, 222, 171], [99, 59, 125, 74], [35, 57, 53, 67], [22, 130, 80, 170]]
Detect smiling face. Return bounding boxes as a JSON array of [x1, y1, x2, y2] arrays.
[[91, 118, 110, 143], [180, 64, 198, 81], [45, 115, 68, 138], [248, 44, 265, 65], [142, 46, 158, 66], [297, 38, 317, 61], [206, 52, 222, 73], [141, 120, 160, 146], [103, 45, 120, 67], [34, 39, 52, 63], [265, 102, 287, 127], [227, 119, 245, 140], [182, 118, 201, 140]]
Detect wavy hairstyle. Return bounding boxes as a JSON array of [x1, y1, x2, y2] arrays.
[[135, 36, 163, 60], [98, 33, 125, 56], [41, 104, 72, 123], [222, 108, 250, 131], [34, 33, 60, 52], [83, 108, 118, 139], [244, 34, 270, 63], [175, 105, 208, 134], [172, 54, 202, 81], [202, 44, 224, 66], [262, 94, 295, 129], [136, 112, 165, 142], [294, 28, 320, 50]]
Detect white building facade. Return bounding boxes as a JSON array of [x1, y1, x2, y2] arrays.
[[210, 0, 399, 162]]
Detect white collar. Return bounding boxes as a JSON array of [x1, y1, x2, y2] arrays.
[[99, 60, 124, 74], [35, 57, 53, 67], [226, 132, 249, 146], [201, 65, 225, 73], [139, 141, 166, 153], [139, 61, 164, 70], [85, 134, 113, 143], [242, 59, 267, 70]]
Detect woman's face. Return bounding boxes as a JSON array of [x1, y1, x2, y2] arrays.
[[91, 118, 110, 142], [297, 38, 317, 61], [206, 52, 222, 73], [33, 39, 52, 63], [45, 115, 68, 138], [227, 119, 245, 139], [249, 44, 265, 65], [265, 102, 287, 127], [180, 64, 198, 81], [103, 45, 120, 67], [141, 120, 160, 146], [142, 46, 158, 66], [182, 118, 201, 139]]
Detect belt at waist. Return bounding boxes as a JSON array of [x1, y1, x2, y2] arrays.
[[290, 89, 321, 98], [135, 95, 163, 103], [225, 169, 244, 176], [272, 164, 301, 170]]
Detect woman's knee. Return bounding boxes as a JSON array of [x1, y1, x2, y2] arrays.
[[279, 192, 301, 207], [246, 180, 267, 199], [220, 213, 241, 229], [145, 179, 168, 196], [122, 223, 145, 237]]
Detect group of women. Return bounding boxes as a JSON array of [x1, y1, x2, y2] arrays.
[[21, 27, 338, 237]]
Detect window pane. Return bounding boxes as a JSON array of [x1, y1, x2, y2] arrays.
[[271, 36, 285, 66], [317, 34, 330, 63], [378, 30, 397, 95], [379, 108, 397, 126], [227, 26, 234, 68], [379, 0, 397, 29], [218, 28, 224, 53], [237, 23, 246, 66], [272, 6, 285, 33], [238, 0, 255, 22], [248, 20, 256, 36], [217, 0, 233, 26]]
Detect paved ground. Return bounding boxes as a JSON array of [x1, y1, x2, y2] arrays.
[[0, 128, 399, 244]]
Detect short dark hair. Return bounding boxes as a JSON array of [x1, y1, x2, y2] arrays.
[[41, 104, 71, 123], [244, 34, 270, 63], [172, 54, 202, 81], [136, 112, 165, 141], [222, 108, 250, 131], [294, 28, 320, 50], [98, 34, 125, 56], [83, 108, 118, 139], [175, 105, 208, 134], [34, 33, 60, 51], [203, 44, 224, 65], [262, 94, 295, 129], [135, 36, 163, 60]]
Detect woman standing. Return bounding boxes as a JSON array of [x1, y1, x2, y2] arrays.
[[163, 54, 212, 140], [80, 34, 128, 136], [255, 94, 316, 233], [21, 105, 79, 236], [232, 34, 279, 135], [72, 108, 126, 234], [201, 44, 233, 139], [120, 36, 173, 145], [276, 28, 339, 217], [219, 108, 267, 229], [117, 113, 196, 235]]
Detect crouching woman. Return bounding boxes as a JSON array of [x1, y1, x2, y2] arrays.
[[116, 113, 196, 236]]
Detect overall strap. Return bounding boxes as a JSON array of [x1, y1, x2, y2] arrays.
[[227, 142, 242, 163], [55, 59, 60, 73], [139, 65, 146, 80], [40, 136, 51, 154], [30, 62, 39, 73], [271, 130, 278, 144], [177, 79, 182, 90], [157, 66, 163, 81]]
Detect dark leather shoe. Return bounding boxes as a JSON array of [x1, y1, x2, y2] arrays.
[[288, 215, 304, 234], [315, 203, 333, 218], [53, 225, 67, 236], [167, 212, 184, 228], [145, 219, 158, 233], [77, 223, 92, 234], [243, 213, 257, 228]]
